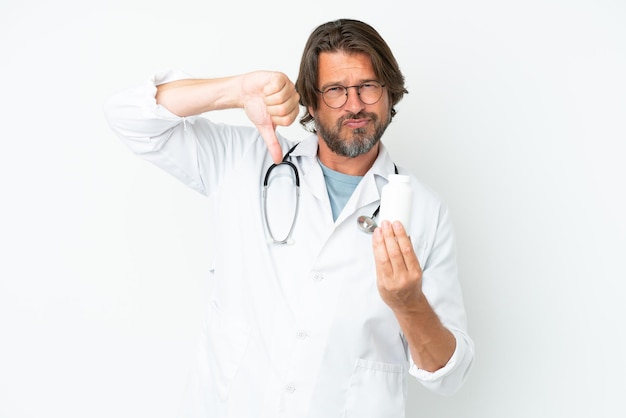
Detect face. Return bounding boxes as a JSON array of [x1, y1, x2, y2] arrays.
[[310, 51, 392, 158]]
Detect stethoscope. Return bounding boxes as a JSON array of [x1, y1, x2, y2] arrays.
[[262, 143, 396, 244]]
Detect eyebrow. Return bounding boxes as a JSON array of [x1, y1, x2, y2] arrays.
[[318, 78, 380, 90]]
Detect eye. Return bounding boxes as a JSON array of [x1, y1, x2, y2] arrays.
[[360, 82, 380, 90], [324, 85, 345, 95]]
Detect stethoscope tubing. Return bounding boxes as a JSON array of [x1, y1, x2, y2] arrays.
[[263, 143, 301, 244], [262, 142, 397, 242]]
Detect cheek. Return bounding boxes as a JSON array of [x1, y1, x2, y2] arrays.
[[313, 107, 336, 126], [381, 94, 391, 111], [375, 99, 392, 123]]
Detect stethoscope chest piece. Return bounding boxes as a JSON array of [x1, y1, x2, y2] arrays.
[[357, 215, 377, 234], [356, 164, 398, 234]]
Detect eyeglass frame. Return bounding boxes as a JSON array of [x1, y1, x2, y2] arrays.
[[315, 81, 386, 109]]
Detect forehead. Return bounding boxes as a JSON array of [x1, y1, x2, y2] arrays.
[[317, 51, 376, 85]]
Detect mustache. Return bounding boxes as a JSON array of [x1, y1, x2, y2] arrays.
[[341, 112, 377, 122]]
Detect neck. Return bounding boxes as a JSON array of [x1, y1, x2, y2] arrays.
[[317, 138, 379, 176]]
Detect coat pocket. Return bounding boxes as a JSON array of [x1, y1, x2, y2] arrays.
[[343, 358, 407, 418], [206, 300, 250, 401]]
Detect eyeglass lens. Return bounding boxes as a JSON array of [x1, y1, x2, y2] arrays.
[[321, 82, 384, 108]]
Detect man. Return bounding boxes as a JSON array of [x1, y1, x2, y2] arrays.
[[105, 18, 473, 418]]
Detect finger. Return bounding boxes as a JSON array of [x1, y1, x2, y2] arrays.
[[256, 123, 283, 164], [380, 221, 408, 274], [267, 100, 300, 127], [263, 72, 289, 97], [391, 221, 421, 273], [264, 76, 300, 127], [372, 223, 394, 280]]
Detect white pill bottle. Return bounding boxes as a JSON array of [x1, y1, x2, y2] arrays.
[[378, 174, 413, 230]]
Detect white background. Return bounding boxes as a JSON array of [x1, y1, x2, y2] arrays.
[[1, 0, 625, 417]]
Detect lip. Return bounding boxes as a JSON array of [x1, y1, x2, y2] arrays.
[[343, 118, 369, 129]]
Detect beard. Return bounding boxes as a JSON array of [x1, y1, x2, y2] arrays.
[[315, 111, 391, 158]]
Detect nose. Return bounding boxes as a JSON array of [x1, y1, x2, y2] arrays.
[[343, 86, 365, 113]]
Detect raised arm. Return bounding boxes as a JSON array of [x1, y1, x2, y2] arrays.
[[155, 71, 300, 163]]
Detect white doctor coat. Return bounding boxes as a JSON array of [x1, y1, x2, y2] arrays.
[[104, 71, 474, 418]]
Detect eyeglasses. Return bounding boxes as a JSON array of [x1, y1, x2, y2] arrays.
[[316, 81, 385, 109]]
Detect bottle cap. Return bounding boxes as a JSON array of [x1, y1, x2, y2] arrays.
[[388, 174, 410, 183]]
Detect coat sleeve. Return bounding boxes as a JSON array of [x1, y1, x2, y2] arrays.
[[103, 70, 262, 197], [408, 199, 475, 395]]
